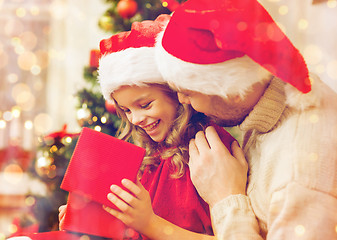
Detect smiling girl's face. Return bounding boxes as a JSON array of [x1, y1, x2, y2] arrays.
[[112, 85, 179, 142]]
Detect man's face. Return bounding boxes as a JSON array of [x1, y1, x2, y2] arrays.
[[173, 86, 250, 127], [170, 79, 268, 127]]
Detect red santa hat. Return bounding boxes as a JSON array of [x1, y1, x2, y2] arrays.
[[155, 0, 311, 98], [98, 14, 171, 102]]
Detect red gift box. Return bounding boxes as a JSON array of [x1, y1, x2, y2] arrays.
[[60, 127, 145, 238], [62, 192, 126, 238]]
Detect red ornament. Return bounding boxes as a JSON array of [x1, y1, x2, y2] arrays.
[[105, 100, 116, 114], [117, 0, 138, 19], [0, 145, 34, 171], [89, 49, 100, 68]]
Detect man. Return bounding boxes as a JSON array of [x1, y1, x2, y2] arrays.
[[155, 0, 337, 239]]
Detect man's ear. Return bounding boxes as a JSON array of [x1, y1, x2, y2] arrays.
[[232, 95, 243, 103]]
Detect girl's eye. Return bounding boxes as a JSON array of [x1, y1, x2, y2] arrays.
[[140, 102, 152, 109], [121, 108, 130, 113]]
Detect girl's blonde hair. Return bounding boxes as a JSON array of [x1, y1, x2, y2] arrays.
[[114, 83, 209, 178]]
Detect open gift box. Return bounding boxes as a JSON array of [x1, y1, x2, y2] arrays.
[[60, 127, 145, 238]]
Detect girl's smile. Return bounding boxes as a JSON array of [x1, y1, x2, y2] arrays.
[[112, 85, 178, 142], [141, 120, 160, 133]]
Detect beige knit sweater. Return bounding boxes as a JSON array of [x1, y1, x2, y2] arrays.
[[211, 76, 337, 239]]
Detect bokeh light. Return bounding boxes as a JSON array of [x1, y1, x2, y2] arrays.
[[79, 235, 91, 240], [162, 1, 168, 7], [3, 111, 13, 121], [8, 224, 18, 235], [35, 156, 54, 176], [0, 120, 6, 129], [295, 225, 306, 236], [77, 108, 91, 120], [7, 73, 19, 83], [101, 116, 107, 124], [327, 0, 337, 8], [34, 113, 53, 134], [94, 125, 102, 132], [25, 196, 36, 207], [304, 44, 323, 65], [17, 51, 37, 70], [64, 136, 72, 144], [11, 106, 21, 118], [298, 19, 309, 30], [3, 163, 24, 184], [267, 23, 285, 41], [24, 120, 33, 130], [49, 145, 58, 153], [31, 65, 41, 75], [16, 7, 26, 17], [237, 21, 248, 31], [278, 5, 288, 15]]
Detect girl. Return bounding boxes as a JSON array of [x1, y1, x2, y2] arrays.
[[104, 83, 213, 240]]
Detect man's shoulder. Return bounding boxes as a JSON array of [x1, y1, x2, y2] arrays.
[[285, 73, 337, 111]]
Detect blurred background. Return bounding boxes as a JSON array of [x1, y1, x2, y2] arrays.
[[0, 0, 336, 238]]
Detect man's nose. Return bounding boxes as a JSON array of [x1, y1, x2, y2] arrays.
[[177, 92, 191, 105]]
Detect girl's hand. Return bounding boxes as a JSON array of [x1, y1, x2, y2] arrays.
[[103, 178, 155, 233], [58, 204, 67, 230]]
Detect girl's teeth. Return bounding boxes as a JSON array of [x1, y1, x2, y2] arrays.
[[145, 120, 159, 130]]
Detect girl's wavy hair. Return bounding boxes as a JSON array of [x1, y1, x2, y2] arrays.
[[113, 83, 209, 178]]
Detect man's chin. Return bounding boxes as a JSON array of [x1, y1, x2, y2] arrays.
[[210, 116, 242, 127]]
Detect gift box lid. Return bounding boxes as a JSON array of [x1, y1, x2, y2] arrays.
[[61, 127, 146, 209]]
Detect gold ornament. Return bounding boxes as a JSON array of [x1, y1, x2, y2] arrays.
[[98, 14, 115, 32]]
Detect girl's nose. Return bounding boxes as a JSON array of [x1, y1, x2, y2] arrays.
[[130, 111, 146, 126], [177, 92, 191, 105]]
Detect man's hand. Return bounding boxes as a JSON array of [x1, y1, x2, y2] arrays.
[[189, 126, 248, 207]]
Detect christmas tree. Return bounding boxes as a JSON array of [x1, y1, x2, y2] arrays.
[[9, 0, 186, 236]]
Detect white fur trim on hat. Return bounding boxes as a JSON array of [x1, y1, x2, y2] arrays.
[[285, 73, 323, 110], [98, 47, 164, 102], [155, 31, 271, 98]]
